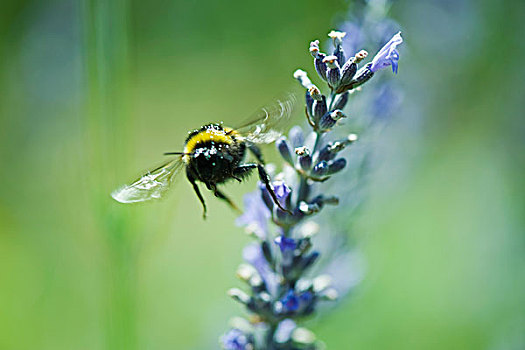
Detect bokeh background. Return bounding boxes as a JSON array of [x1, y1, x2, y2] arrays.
[[1, 0, 524, 349]]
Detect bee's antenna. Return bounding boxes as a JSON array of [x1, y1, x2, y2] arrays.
[[164, 152, 191, 156]]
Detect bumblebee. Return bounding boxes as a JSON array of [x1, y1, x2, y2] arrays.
[[111, 95, 295, 218]]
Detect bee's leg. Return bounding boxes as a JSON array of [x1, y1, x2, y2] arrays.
[[247, 143, 265, 164], [187, 173, 207, 219], [255, 163, 292, 215], [209, 184, 241, 213], [232, 164, 256, 181]]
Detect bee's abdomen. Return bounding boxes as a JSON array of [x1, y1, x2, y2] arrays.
[[189, 143, 243, 183]]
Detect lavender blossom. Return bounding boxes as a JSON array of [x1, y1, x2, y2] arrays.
[[221, 19, 403, 350], [221, 329, 254, 350], [370, 31, 403, 73], [236, 191, 271, 239]]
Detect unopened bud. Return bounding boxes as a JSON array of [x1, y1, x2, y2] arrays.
[[328, 30, 346, 45], [292, 327, 316, 344], [327, 158, 346, 175], [322, 55, 339, 69], [322, 288, 339, 301], [276, 137, 293, 165], [293, 69, 313, 89], [318, 110, 346, 130], [308, 86, 322, 101], [332, 91, 349, 110], [354, 49, 368, 63], [313, 275, 332, 292], [228, 288, 251, 305], [299, 201, 320, 215], [312, 161, 329, 177], [236, 264, 256, 282], [309, 40, 320, 58]]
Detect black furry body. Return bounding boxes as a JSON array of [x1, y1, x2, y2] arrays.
[[182, 124, 281, 218]]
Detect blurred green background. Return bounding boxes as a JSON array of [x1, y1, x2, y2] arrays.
[[0, 0, 524, 349]]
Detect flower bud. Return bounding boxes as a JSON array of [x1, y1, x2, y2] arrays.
[[274, 319, 297, 344], [323, 55, 341, 89], [340, 59, 357, 87], [329, 31, 347, 64], [310, 195, 339, 207], [334, 45, 345, 68], [249, 274, 264, 289], [317, 141, 344, 162], [355, 49, 368, 63], [293, 69, 313, 89], [298, 201, 320, 215], [327, 158, 346, 175], [310, 40, 328, 81], [309, 40, 320, 58], [276, 137, 293, 165], [228, 317, 252, 332], [292, 327, 316, 345], [259, 292, 272, 303], [313, 274, 332, 293], [328, 30, 346, 46], [295, 278, 312, 293], [228, 288, 251, 305], [288, 126, 304, 149], [314, 53, 328, 82], [273, 205, 294, 225], [347, 62, 374, 90], [311, 95, 327, 123], [312, 160, 329, 177], [332, 91, 349, 110], [305, 90, 314, 120], [300, 251, 320, 271], [261, 240, 274, 265], [295, 146, 312, 171], [321, 288, 339, 301], [306, 195, 339, 213], [258, 182, 274, 212], [236, 263, 257, 282], [298, 153, 312, 171], [318, 110, 346, 130]]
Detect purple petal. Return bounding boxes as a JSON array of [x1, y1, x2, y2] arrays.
[[280, 290, 300, 312], [243, 243, 279, 295], [221, 329, 251, 350], [370, 32, 403, 73], [272, 180, 291, 207], [274, 235, 297, 252], [236, 190, 271, 240]]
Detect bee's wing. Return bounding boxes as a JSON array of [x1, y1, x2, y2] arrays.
[[111, 158, 184, 203], [235, 93, 296, 144]]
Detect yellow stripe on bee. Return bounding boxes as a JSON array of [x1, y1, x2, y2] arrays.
[[183, 127, 240, 162]]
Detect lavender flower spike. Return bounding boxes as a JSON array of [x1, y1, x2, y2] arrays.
[[224, 19, 403, 349], [370, 32, 403, 74]]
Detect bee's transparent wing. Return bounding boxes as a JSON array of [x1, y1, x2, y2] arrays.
[[235, 93, 296, 144], [111, 158, 184, 203]]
